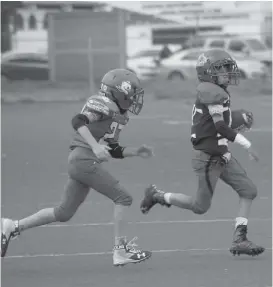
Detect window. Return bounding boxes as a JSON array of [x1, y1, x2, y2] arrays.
[[228, 40, 245, 52], [43, 14, 49, 29], [130, 50, 160, 59], [14, 13, 24, 31], [209, 40, 225, 48], [10, 58, 48, 64], [183, 51, 203, 60], [245, 39, 267, 51], [28, 14, 37, 30], [7, 54, 48, 64], [184, 38, 205, 49]]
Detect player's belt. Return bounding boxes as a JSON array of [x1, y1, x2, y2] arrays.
[[192, 150, 231, 165]]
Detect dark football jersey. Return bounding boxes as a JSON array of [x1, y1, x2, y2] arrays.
[[70, 95, 129, 158], [191, 82, 232, 156]]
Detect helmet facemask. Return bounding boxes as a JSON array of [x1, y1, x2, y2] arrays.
[[100, 84, 144, 115], [208, 59, 240, 86], [128, 88, 144, 115]]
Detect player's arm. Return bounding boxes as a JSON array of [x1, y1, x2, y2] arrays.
[[122, 147, 140, 158], [71, 97, 112, 148], [208, 104, 252, 149], [107, 143, 140, 158], [108, 143, 153, 159], [108, 142, 126, 159], [71, 112, 111, 161], [71, 112, 103, 150]]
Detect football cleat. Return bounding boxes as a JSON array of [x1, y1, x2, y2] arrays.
[[113, 237, 152, 266], [1, 218, 20, 258], [230, 225, 265, 256], [140, 184, 171, 214]]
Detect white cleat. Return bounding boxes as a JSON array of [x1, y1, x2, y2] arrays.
[[113, 237, 152, 267], [1, 218, 19, 258]]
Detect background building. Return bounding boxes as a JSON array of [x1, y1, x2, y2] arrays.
[[7, 1, 272, 56]]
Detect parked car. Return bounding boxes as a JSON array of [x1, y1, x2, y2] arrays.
[[158, 48, 267, 81], [126, 48, 161, 80], [184, 36, 272, 65], [1, 50, 49, 81]]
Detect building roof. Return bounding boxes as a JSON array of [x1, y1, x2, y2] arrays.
[[110, 6, 178, 25], [21, 1, 178, 25]]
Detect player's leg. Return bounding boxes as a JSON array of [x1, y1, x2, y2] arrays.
[[220, 156, 264, 256], [68, 153, 151, 266], [141, 150, 223, 214], [1, 178, 89, 257], [19, 179, 89, 231]]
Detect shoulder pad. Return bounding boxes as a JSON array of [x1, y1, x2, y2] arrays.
[[197, 82, 229, 105], [84, 95, 119, 116]]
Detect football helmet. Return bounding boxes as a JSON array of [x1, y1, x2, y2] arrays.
[[196, 49, 240, 86], [99, 69, 144, 115]]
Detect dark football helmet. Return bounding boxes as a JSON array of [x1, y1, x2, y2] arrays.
[[196, 49, 240, 86], [99, 69, 144, 115]]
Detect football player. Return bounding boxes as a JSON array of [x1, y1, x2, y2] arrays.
[[1, 69, 153, 266], [140, 49, 265, 257]]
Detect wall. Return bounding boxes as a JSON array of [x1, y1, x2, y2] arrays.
[[48, 10, 126, 83]]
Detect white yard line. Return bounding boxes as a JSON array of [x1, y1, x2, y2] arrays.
[[5, 247, 272, 259], [41, 217, 271, 228]]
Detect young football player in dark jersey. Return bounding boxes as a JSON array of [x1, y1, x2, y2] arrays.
[[1, 69, 153, 266], [140, 49, 265, 257]]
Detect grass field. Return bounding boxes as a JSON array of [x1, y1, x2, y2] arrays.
[[1, 95, 272, 287]]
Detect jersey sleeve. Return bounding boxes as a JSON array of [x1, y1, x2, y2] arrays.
[[207, 104, 226, 117], [197, 82, 229, 105], [81, 109, 102, 122], [81, 97, 112, 122]]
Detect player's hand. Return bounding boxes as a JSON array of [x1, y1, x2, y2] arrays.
[[247, 146, 259, 162], [136, 145, 154, 159], [93, 144, 111, 161]]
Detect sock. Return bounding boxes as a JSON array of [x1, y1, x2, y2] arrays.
[[114, 205, 128, 246], [235, 217, 248, 229], [163, 193, 172, 204]]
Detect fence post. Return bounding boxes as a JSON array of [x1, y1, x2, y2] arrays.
[[88, 37, 95, 95], [48, 13, 56, 83]]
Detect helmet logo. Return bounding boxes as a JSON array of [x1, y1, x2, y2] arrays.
[[101, 83, 108, 92], [197, 54, 208, 67], [116, 81, 132, 95]]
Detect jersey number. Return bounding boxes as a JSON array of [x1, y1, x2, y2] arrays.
[[104, 122, 124, 140]]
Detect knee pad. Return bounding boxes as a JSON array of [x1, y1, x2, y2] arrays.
[[112, 185, 133, 206], [192, 201, 211, 215], [240, 182, 258, 200], [249, 184, 258, 200], [54, 206, 75, 222]]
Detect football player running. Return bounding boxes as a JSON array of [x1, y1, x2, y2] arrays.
[[1, 69, 153, 266], [140, 49, 265, 257]]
